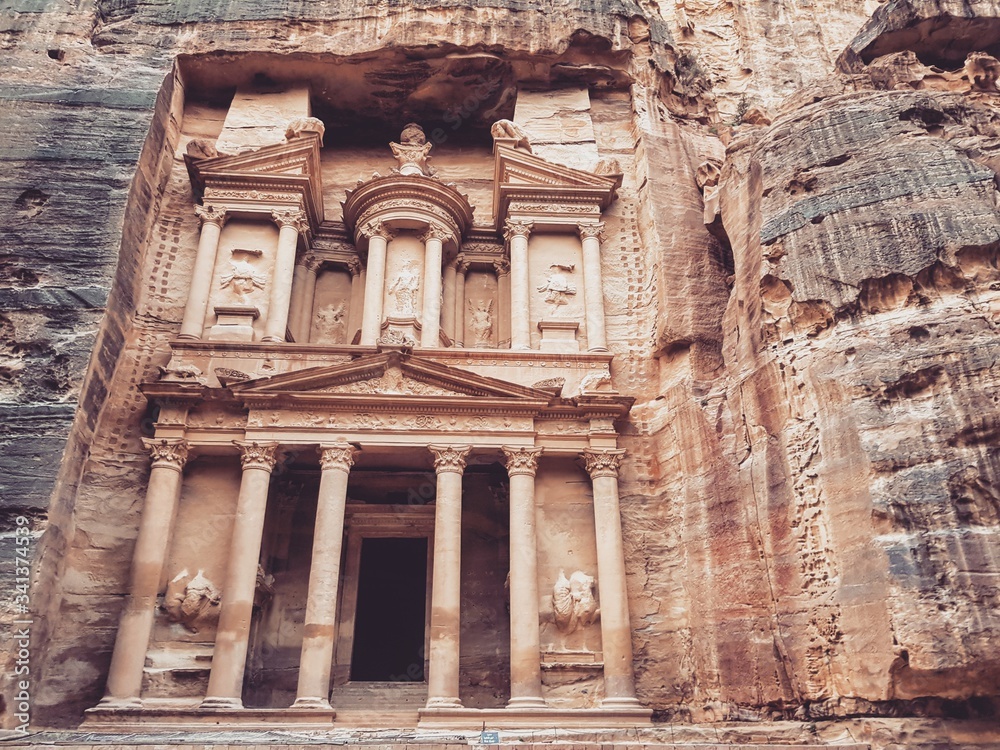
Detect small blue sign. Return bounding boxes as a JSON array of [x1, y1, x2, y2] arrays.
[[480, 730, 500, 744]]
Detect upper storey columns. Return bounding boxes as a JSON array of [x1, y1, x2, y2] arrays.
[[358, 220, 394, 346], [263, 210, 310, 343], [420, 225, 451, 348], [578, 222, 608, 353], [503, 219, 533, 350], [179, 205, 227, 339]]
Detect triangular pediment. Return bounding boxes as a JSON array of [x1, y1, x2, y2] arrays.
[[189, 137, 320, 181], [493, 145, 620, 223], [229, 352, 555, 403]]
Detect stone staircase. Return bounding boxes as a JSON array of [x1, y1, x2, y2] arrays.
[[329, 681, 428, 726]]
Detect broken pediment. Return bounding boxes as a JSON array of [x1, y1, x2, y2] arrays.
[[229, 352, 555, 405], [493, 144, 622, 225]]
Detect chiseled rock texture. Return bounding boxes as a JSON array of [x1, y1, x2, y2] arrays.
[[1, 0, 998, 746]]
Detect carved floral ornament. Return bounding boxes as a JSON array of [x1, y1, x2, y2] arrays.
[[194, 204, 228, 227], [428, 444, 472, 474], [319, 442, 358, 472], [235, 440, 280, 471], [582, 448, 626, 478], [271, 208, 309, 234], [501, 445, 543, 476], [503, 219, 534, 242], [577, 222, 606, 241], [143, 438, 190, 469]]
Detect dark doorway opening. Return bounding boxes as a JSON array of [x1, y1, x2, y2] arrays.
[[350, 537, 428, 682]]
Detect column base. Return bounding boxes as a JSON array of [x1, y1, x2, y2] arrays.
[[96, 695, 143, 709], [199, 696, 243, 710], [600, 696, 644, 709], [418, 705, 652, 729], [175, 333, 201, 341], [424, 696, 463, 709], [507, 696, 547, 709], [290, 696, 334, 710], [260, 335, 285, 343]]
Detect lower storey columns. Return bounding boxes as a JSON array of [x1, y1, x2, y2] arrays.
[[201, 442, 279, 708], [293, 442, 357, 709], [99, 439, 189, 707], [502, 446, 545, 709], [583, 449, 641, 708], [425, 444, 471, 708]]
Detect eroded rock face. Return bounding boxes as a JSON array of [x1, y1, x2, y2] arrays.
[[2, 0, 999, 743]]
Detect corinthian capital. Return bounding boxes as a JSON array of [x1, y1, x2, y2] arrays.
[[143, 438, 190, 469], [359, 219, 396, 242], [502, 446, 543, 477], [319, 442, 358, 473], [235, 441, 279, 472], [272, 209, 308, 233], [195, 204, 227, 227], [428, 444, 472, 474], [493, 258, 510, 276], [577, 222, 606, 242], [582, 448, 625, 479], [503, 219, 533, 242], [419, 223, 453, 245]]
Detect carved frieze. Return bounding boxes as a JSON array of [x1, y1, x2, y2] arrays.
[[508, 203, 601, 215]]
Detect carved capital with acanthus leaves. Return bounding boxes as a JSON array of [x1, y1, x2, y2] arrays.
[[143, 438, 190, 470], [582, 448, 625, 479], [502, 446, 543, 477], [503, 219, 534, 242], [235, 441, 280, 472], [300, 253, 323, 273], [428, 444, 472, 474], [493, 258, 511, 276], [359, 220, 397, 242], [419, 223, 452, 245], [346, 257, 363, 276], [272, 209, 309, 234], [577, 222, 606, 242], [319, 442, 358, 473], [195, 204, 228, 227]]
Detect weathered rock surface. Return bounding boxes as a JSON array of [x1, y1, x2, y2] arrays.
[[1, 0, 998, 745]]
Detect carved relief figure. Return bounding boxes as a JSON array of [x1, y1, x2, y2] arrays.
[[157, 361, 205, 384], [314, 301, 347, 344], [390, 122, 434, 176], [388, 260, 421, 316], [553, 570, 600, 634], [537, 264, 577, 311], [220, 258, 266, 300], [467, 298, 494, 347], [163, 569, 221, 632]]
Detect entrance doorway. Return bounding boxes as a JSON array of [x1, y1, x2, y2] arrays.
[[350, 537, 429, 682]]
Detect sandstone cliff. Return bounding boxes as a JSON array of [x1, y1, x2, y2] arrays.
[[1, 0, 997, 745]]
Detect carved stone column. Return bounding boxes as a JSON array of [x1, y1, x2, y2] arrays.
[[453, 257, 469, 348], [347, 258, 364, 344], [425, 444, 471, 709], [201, 441, 278, 709], [442, 261, 457, 340], [504, 220, 533, 350], [179, 205, 227, 339], [99, 439, 189, 707], [420, 225, 447, 348], [291, 254, 321, 344], [359, 221, 394, 346], [263, 210, 308, 342], [582, 449, 641, 708], [293, 442, 358, 709], [288, 253, 310, 341], [502, 446, 546, 709], [578, 222, 608, 352], [494, 258, 511, 349]]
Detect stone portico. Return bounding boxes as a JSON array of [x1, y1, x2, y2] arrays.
[[84, 102, 649, 730]]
